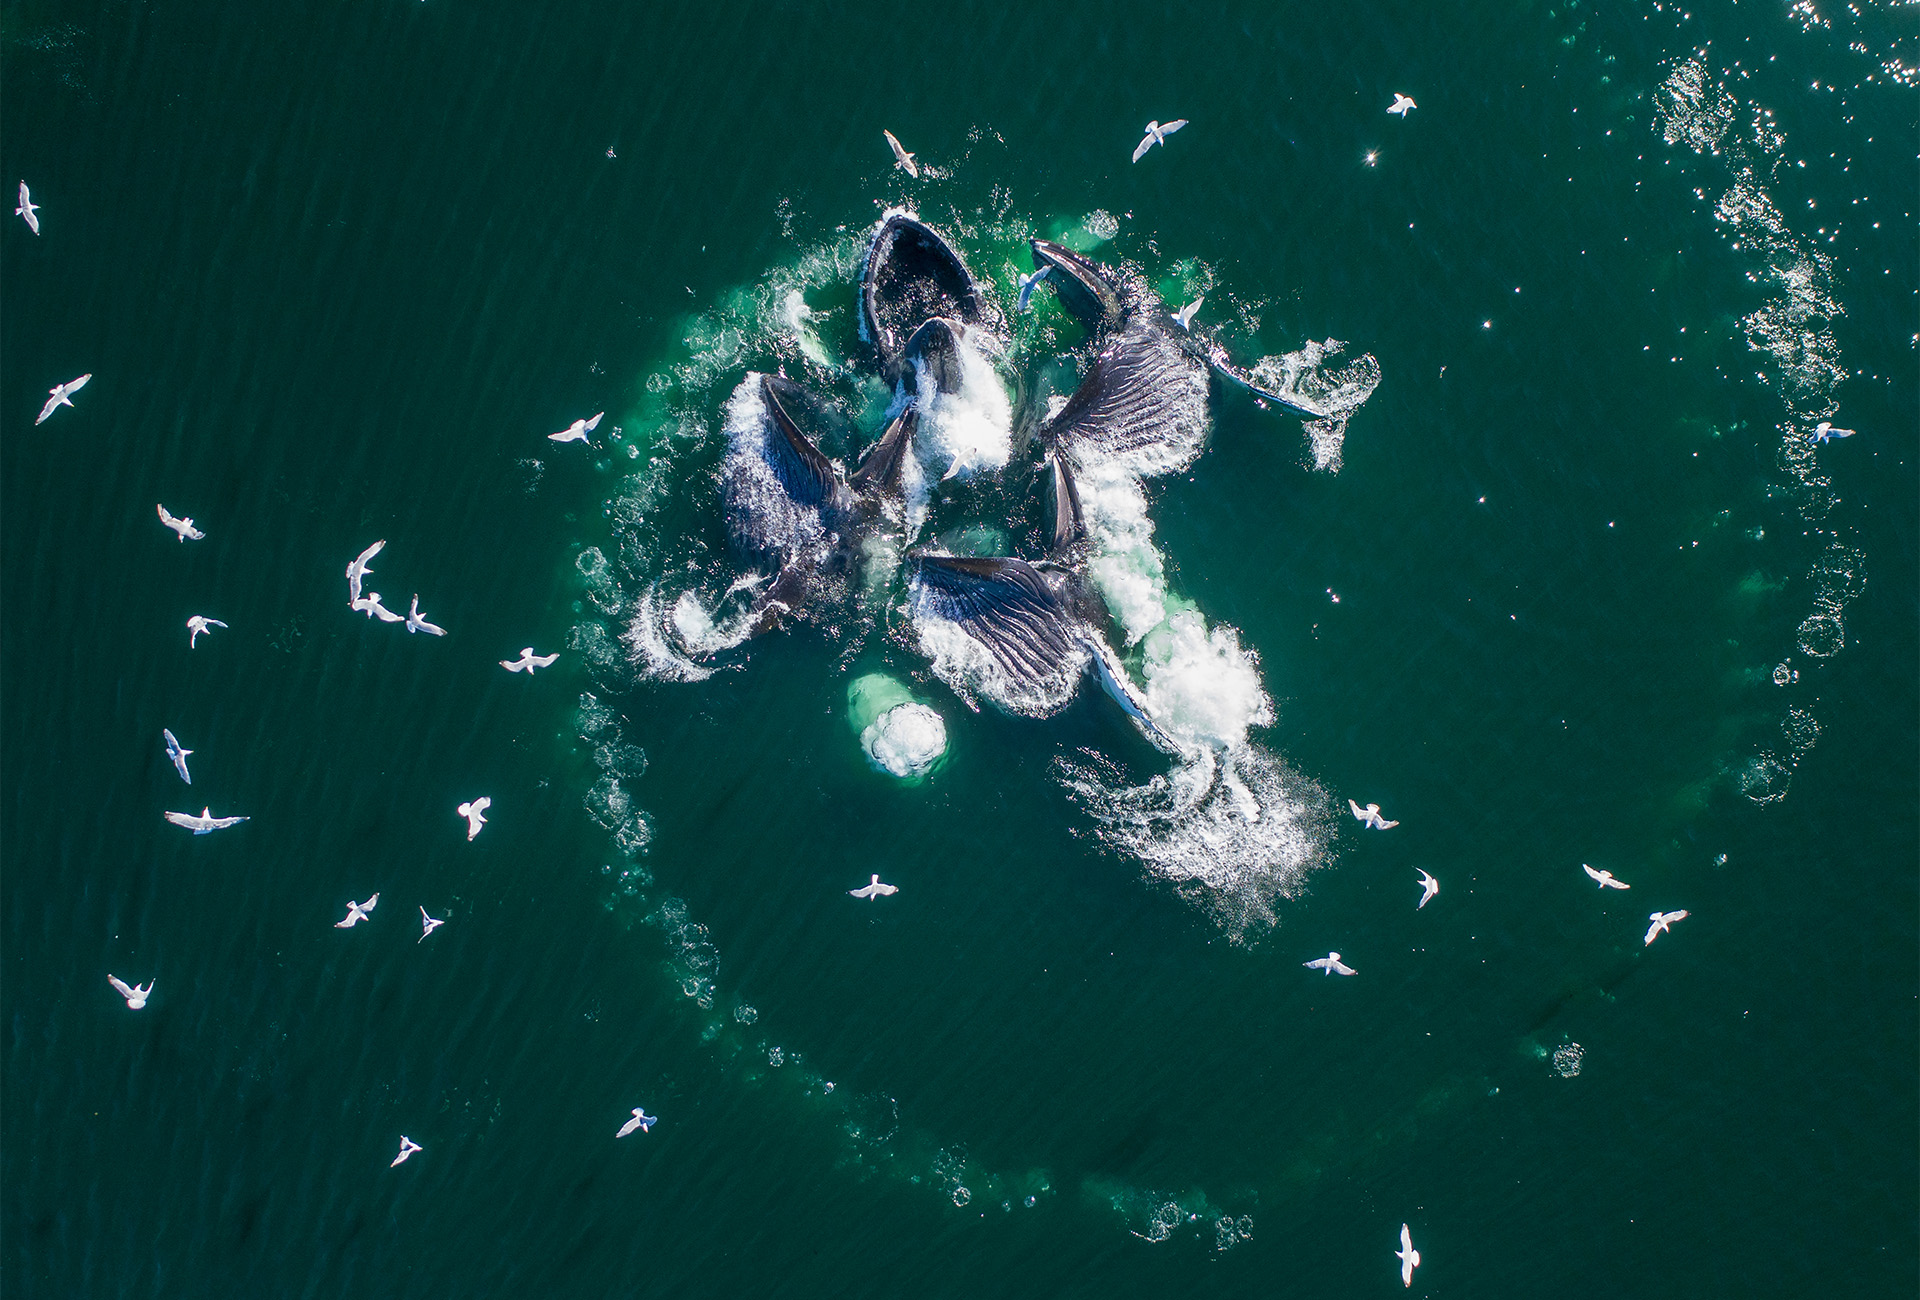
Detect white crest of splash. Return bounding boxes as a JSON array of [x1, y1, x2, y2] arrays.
[[1139, 611, 1273, 755], [1244, 339, 1382, 473], [909, 337, 1013, 482], [1074, 458, 1171, 645], [621, 588, 716, 682], [779, 288, 832, 368], [861, 703, 948, 778]]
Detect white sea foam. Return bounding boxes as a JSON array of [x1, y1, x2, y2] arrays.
[[909, 335, 1014, 482], [862, 703, 948, 778]]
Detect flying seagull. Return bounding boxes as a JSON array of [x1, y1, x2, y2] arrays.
[[36, 374, 91, 425], [1171, 296, 1204, 331], [156, 504, 204, 541], [883, 130, 918, 178], [1582, 864, 1630, 890], [335, 894, 379, 928], [1395, 1223, 1421, 1286], [616, 1107, 657, 1137], [185, 615, 227, 648], [1415, 868, 1439, 909], [164, 807, 248, 834], [418, 906, 446, 942], [391, 1136, 423, 1167], [404, 594, 446, 636], [162, 728, 193, 784], [549, 412, 604, 444], [16, 181, 40, 234], [1348, 799, 1399, 830], [500, 647, 559, 673], [457, 797, 491, 841], [1132, 119, 1187, 163], [351, 591, 405, 623], [1813, 421, 1856, 443], [346, 540, 385, 603], [848, 874, 898, 899], [108, 975, 153, 1009], [1304, 952, 1357, 976], [1644, 909, 1689, 946], [1016, 265, 1051, 314], [1388, 94, 1418, 117]]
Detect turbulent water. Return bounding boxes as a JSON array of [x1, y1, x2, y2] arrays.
[[3, 0, 1914, 1296]]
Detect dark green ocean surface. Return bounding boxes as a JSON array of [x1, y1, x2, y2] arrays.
[[4, 0, 1915, 1295]]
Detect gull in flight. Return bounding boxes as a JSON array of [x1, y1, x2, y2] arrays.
[[457, 797, 491, 841], [1644, 909, 1689, 946], [1388, 94, 1418, 117], [1415, 868, 1440, 909], [391, 1136, 422, 1167], [883, 129, 918, 178], [548, 412, 604, 444], [346, 540, 385, 602], [1395, 1223, 1421, 1286], [108, 975, 153, 1009], [1171, 296, 1204, 331], [156, 504, 205, 541], [185, 615, 228, 648], [418, 907, 446, 942], [500, 647, 560, 674], [848, 874, 898, 899], [1813, 421, 1856, 443], [16, 181, 40, 234], [1016, 265, 1051, 314], [1349, 799, 1399, 829], [1304, 952, 1357, 976], [164, 806, 248, 834], [1132, 119, 1187, 163], [351, 591, 405, 623], [405, 594, 446, 636], [335, 894, 379, 928], [162, 728, 194, 784], [616, 1107, 657, 1137], [1583, 864, 1630, 890], [36, 374, 91, 425]]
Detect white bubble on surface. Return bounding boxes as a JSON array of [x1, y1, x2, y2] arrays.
[[862, 703, 948, 779], [1553, 1043, 1586, 1078]]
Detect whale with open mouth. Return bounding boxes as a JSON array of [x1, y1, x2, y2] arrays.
[[861, 213, 1001, 384]]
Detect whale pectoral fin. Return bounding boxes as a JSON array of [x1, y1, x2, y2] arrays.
[[759, 374, 841, 506], [850, 409, 916, 497], [1046, 448, 1086, 556], [913, 554, 1083, 689]]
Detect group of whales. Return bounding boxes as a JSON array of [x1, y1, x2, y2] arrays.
[[675, 212, 1312, 755]]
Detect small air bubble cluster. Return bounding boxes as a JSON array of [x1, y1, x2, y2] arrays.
[[1553, 1043, 1586, 1077]]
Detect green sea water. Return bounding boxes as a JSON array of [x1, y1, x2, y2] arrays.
[[3, 0, 1915, 1295]]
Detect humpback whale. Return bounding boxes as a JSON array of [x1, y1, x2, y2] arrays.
[[860, 214, 998, 382]]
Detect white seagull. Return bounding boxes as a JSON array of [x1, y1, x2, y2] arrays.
[[404, 594, 446, 636], [883, 129, 918, 178], [1415, 868, 1440, 909], [1349, 799, 1399, 829], [16, 181, 40, 234], [1304, 952, 1358, 976], [1812, 421, 1856, 443], [1583, 864, 1631, 890], [616, 1107, 658, 1137], [162, 728, 194, 784], [36, 374, 91, 425], [335, 894, 379, 928], [164, 807, 248, 834], [418, 907, 446, 942], [346, 540, 385, 603], [156, 504, 205, 541], [1171, 296, 1204, 331], [185, 615, 227, 648], [1644, 909, 1690, 946], [351, 591, 405, 623], [1388, 94, 1418, 117], [500, 647, 560, 674], [1395, 1223, 1421, 1286], [1131, 119, 1188, 163], [548, 412, 604, 444], [391, 1136, 423, 1167], [457, 797, 491, 840], [1016, 265, 1051, 314], [848, 874, 899, 899], [108, 975, 153, 1009]]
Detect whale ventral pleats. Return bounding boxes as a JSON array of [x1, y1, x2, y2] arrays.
[[861, 215, 991, 376], [910, 553, 1083, 690], [1041, 322, 1211, 477]]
